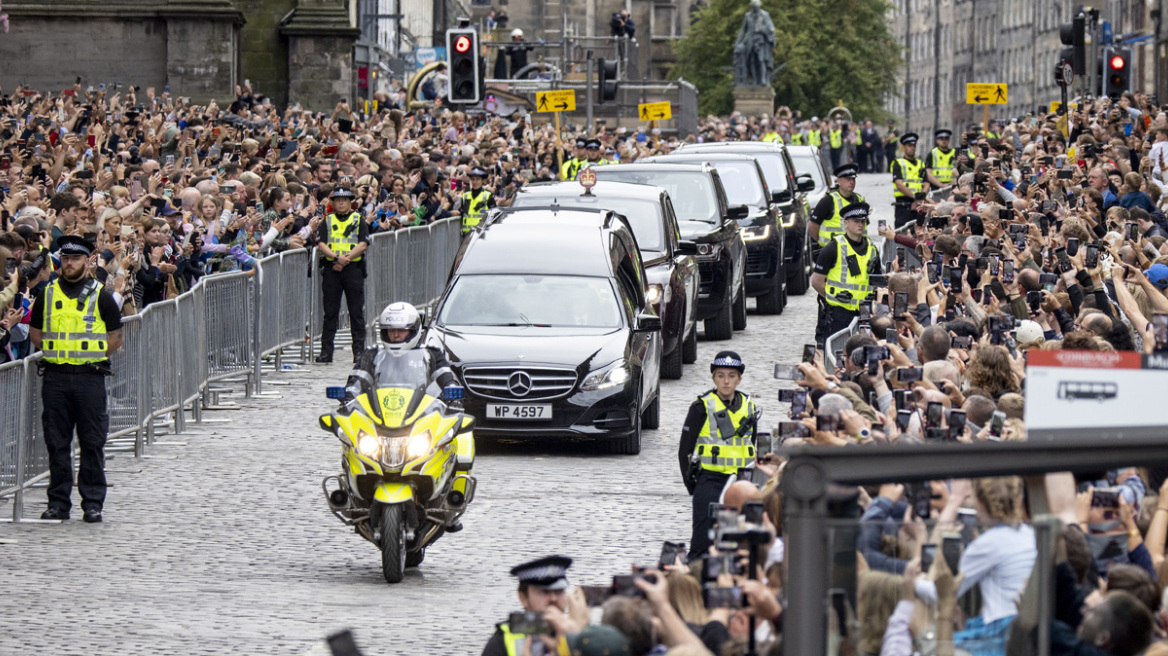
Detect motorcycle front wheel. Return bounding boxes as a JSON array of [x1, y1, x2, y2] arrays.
[[380, 504, 407, 584]]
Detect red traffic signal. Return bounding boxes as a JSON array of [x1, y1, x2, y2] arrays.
[[1109, 55, 1125, 70], [445, 28, 481, 104]]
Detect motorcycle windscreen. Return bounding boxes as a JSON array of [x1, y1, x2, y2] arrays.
[[372, 350, 435, 425]]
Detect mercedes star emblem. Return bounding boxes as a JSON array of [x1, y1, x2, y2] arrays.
[[508, 371, 533, 397]]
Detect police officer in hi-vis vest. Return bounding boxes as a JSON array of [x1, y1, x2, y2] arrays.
[[890, 132, 928, 229], [29, 235, 124, 522], [811, 202, 883, 338], [560, 137, 586, 181], [316, 186, 369, 364], [925, 129, 957, 189], [459, 167, 496, 235], [809, 163, 866, 347], [579, 138, 611, 169], [482, 555, 577, 656], [679, 350, 759, 561]]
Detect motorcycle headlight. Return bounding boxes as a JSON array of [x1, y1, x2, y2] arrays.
[[406, 430, 432, 460], [741, 224, 771, 241], [581, 360, 631, 391], [357, 431, 380, 458]]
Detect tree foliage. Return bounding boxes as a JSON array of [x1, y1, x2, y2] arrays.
[[672, 0, 903, 120]]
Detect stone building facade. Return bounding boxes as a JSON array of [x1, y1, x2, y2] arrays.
[[888, 0, 1156, 138]]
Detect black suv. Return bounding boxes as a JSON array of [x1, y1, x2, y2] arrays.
[[644, 153, 786, 315], [674, 141, 814, 295], [428, 207, 663, 455], [592, 162, 748, 341]]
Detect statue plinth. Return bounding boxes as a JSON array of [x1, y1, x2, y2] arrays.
[[733, 86, 775, 119]]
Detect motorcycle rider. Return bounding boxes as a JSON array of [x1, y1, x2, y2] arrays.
[[343, 301, 456, 404], [341, 301, 466, 533]]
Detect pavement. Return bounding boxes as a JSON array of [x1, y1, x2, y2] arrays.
[[0, 174, 893, 656]]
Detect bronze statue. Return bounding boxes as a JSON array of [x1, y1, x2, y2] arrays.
[[734, 0, 775, 87]]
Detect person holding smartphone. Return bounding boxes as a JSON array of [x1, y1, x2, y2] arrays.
[[678, 351, 759, 561], [481, 556, 584, 656]]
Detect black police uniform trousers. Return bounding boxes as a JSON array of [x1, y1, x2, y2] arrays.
[[815, 294, 831, 349], [824, 303, 859, 341], [320, 262, 367, 359], [894, 202, 915, 230], [41, 366, 109, 512], [688, 469, 732, 561]]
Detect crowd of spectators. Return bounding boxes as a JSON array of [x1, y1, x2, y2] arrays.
[[6, 74, 1168, 656], [0, 78, 721, 364], [475, 92, 1168, 656]]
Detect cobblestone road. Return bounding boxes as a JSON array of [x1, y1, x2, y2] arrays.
[[0, 175, 892, 656]]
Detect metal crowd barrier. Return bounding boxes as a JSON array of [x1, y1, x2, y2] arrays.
[[2, 218, 462, 521], [824, 318, 858, 373]]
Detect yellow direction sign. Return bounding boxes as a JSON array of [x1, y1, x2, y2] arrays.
[[536, 89, 576, 113], [966, 83, 1008, 105], [638, 101, 672, 121]]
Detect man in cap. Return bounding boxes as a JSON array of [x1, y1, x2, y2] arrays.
[[678, 350, 759, 561], [810, 163, 867, 346], [891, 133, 927, 229], [812, 202, 883, 338], [926, 129, 957, 188], [560, 137, 587, 181], [810, 163, 866, 250], [482, 555, 584, 656], [315, 186, 369, 363], [580, 138, 610, 169], [29, 235, 124, 522], [458, 167, 496, 236], [1145, 263, 1168, 296]]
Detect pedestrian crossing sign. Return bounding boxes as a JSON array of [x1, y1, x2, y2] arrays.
[[966, 83, 1008, 105], [536, 90, 576, 113], [638, 101, 672, 121]]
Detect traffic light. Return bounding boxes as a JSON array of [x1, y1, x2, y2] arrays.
[[1058, 13, 1086, 77], [597, 58, 618, 104], [1102, 46, 1131, 98], [446, 28, 481, 105]]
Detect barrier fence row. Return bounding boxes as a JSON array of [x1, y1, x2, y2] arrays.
[[1, 218, 460, 521]]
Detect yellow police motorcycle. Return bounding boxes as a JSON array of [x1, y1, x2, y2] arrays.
[[319, 350, 477, 583]]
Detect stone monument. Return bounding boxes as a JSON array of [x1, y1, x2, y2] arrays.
[[731, 0, 776, 118]]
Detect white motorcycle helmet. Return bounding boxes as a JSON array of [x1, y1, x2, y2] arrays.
[[377, 302, 423, 353], [511, 28, 524, 39]]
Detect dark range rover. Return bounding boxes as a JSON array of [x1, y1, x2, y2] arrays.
[[645, 152, 788, 315], [591, 162, 748, 341], [428, 207, 663, 455], [674, 141, 815, 296]]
